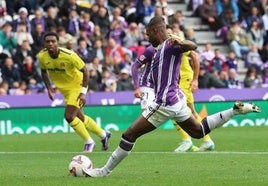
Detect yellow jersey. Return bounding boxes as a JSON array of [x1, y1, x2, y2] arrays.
[[179, 51, 193, 84], [38, 47, 85, 90]]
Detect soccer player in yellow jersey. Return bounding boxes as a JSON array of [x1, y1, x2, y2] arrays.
[[38, 32, 111, 153], [173, 50, 215, 152]]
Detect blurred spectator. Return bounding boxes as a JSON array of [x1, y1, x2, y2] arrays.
[[246, 44, 263, 73], [168, 10, 185, 31], [262, 6, 268, 43], [60, 0, 85, 18], [99, 68, 117, 92], [14, 22, 34, 46], [30, 9, 46, 32], [0, 81, 9, 95], [259, 42, 268, 65], [88, 67, 102, 93], [0, 22, 17, 56], [57, 26, 74, 48], [92, 39, 106, 64], [13, 40, 34, 68], [89, 56, 103, 73], [123, 22, 145, 59], [225, 51, 238, 71], [76, 39, 94, 64], [1, 57, 21, 89], [156, 0, 174, 15], [90, 25, 107, 47], [171, 22, 185, 41], [20, 55, 43, 90], [226, 68, 242, 88], [79, 12, 95, 37], [262, 67, 268, 86], [45, 6, 62, 31], [139, 29, 150, 48], [237, 0, 255, 21], [105, 37, 126, 65], [215, 0, 239, 21], [120, 53, 133, 72], [91, 6, 110, 36], [199, 42, 215, 64], [136, 0, 155, 25], [198, 0, 219, 31], [13, 7, 31, 33], [108, 7, 128, 45], [65, 9, 80, 37], [227, 20, 249, 59], [108, 0, 127, 10], [244, 6, 263, 31], [218, 70, 229, 87], [116, 68, 134, 91], [217, 8, 235, 42], [247, 20, 264, 50], [153, 6, 168, 24], [77, 27, 93, 49], [185, 28, 197, 43], [243, 66, 262, 88], [102, 55, 120, 78], [0, 4, 12, 28], [209, 49, 227, 72], [31, 23, 45, 57], [39, 0, 58, 11], [9, 81, 28, 95], [200, 67, 227, 89], [122, 0, 138, 23]]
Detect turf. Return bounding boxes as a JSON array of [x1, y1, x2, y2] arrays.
[[0, 126, 268, 186]]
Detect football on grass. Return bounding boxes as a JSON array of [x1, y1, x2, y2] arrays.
[[68, 155, 93, 177]]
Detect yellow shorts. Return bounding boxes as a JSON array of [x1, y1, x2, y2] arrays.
[[179, 78, 194, 104], [61, 87, 81, 108]]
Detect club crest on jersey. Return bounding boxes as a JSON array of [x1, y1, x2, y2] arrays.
[[139, 55, 146, 61], [60, 62, 65, 68]]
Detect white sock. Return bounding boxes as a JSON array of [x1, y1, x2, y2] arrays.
[[206, 108, 235, 130], [85, 138, 95, 144], [103, 146, 131, 173]]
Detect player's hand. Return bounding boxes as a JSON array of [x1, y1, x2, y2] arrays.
[[48, 88, 56, 101], [167, 36, 182, 45], [134, 88, 141, 98], [78, 93, 86, 108], [191, 79, 199, 93]]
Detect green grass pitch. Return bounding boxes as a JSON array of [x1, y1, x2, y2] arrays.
[[0, 126, 268, 186]]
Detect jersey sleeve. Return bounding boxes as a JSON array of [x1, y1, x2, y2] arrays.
[[71, 52, 85, 70]]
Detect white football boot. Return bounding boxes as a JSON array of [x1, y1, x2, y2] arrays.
[[233, 101, 261, 114]]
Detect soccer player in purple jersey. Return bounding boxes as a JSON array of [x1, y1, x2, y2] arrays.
[[83, 16, 261, 177]]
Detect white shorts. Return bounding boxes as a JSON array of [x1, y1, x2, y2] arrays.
[[140, 87, 155, 110], [142, 96, 191, 128]]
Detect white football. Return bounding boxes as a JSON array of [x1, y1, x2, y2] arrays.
[[68, 155, 93, 177]]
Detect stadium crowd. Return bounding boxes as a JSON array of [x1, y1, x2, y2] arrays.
[[0, 0, 267, 96]]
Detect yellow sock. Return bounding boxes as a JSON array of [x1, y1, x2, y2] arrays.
[[70, 117, 90, 141], [84, 115, 104, 137], [172, 120, 190, 141], [196, 115, 211, 141]]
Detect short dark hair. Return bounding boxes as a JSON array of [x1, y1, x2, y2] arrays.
[[147, 16, 165, 29], [43, 32, 59, 41]]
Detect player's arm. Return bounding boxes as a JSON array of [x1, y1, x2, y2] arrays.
[[189, 50, 200, 92], [168, 37, 197, 52], [78, 66, 89, 107], [41, 69, 55, 101], [131, 60, 143, 98]]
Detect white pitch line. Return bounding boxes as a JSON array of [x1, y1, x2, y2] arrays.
[[0, 151, 268, 155]]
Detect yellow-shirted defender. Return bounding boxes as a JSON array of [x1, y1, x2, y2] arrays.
[[173, 50, 215, 152], [38, 32, 111, 152]]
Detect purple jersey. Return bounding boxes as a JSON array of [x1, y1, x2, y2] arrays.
[[131, 45, 155, 89], [151, 40, 184, 106]]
